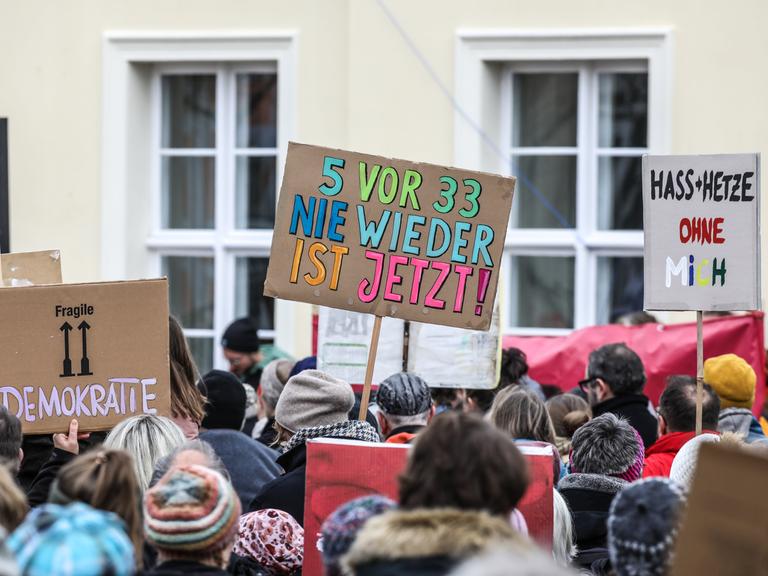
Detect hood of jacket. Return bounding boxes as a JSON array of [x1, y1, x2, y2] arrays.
[[717, 407, 768, 445], [558, 472, 627, 496], [558, 473, 626, 552], [343, 508, 528, 571]]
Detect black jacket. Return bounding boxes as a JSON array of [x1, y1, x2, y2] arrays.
[[140, 560, 229, 576], [18, 432, 105, 493], [592, 393, 658, 449], [26, 448, 75, 507], [248, 443, 307, 525]]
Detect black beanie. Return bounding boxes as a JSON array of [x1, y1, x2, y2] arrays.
[[201, 370, 247, 431], [221, 318, 260, 353]]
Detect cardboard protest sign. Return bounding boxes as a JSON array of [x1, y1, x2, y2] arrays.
[[265, 143, 515, 331], [671, 443, 768, 576], [643, 154, 761, 311], [317, 301, 501, 388], [303, 438, 553, 576], [0, 278, 170, 433], [0, 249, 62, 286]]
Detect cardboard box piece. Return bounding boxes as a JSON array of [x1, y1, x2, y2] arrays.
[[0, 249, 62, 286]]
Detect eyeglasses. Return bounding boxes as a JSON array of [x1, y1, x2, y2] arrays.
[[577, 377, 600, 393]]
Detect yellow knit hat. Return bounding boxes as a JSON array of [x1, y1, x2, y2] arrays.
[[703, 353, 756, 409]]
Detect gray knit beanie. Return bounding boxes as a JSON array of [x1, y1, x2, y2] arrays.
[[275, 370, 355, 433], [261, 359, 295, 411], [608, 478, 686, 576], [377, 372, 432, 416], [570, 413, 643, 480]]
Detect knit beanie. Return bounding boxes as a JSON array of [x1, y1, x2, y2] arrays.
[[704, 353, 756, 409], [144, 464, 241, 553], [320, 495, 397, 573], [221, 317, 260, 353], [261, 359, 295, 411], [570, 413, 644, 482], [7, 502, 134, 576], [234, 509, 303, 574], [275, 370, 355, 433], [608, 478, 687, 576], [289, 355, 317, 378], [201, 369, 247, 430], [377, 372, 432, 416], [669, 432, 720, 489]]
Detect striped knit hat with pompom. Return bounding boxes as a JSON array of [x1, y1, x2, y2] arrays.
[[144, 464, 241, 553]]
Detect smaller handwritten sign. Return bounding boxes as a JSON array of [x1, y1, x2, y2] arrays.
[[642, 154, 761, 311]]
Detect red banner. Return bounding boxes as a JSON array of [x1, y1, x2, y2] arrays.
[[504, 313, 765, 415]]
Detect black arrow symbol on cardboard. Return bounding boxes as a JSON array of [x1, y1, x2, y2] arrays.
[[77, 321, 93, 376], [60, 322, 75, 378]]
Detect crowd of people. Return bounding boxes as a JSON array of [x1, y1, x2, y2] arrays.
[[1, 315, 767, 576]]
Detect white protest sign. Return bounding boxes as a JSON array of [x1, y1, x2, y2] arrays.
[[642, 154, 761, 311]]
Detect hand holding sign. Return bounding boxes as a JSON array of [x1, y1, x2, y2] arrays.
[[53, 418, 90, 455]]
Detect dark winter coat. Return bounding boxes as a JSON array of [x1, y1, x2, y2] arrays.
[[255, 417, 278, 447], [140, 559, 229, 576], [199, 429, 281, 512], [592, 394, 658, 449], [248, 443, 307, 525], [26, 448, 75, 507], [343, 508, 529, 576], [558, 473, 627, 569], [18, 432, 105, 493]]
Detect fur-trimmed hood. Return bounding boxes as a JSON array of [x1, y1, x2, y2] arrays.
[[558, 473, 627, 495], [343, 508, 528, 571]]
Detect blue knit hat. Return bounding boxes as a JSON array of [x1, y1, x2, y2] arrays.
[[7, 502, 134, 576]]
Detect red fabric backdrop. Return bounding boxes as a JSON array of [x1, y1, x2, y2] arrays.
[[504, 313, 766, 415]]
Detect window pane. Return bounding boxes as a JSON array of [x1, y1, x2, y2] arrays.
[[161, 157, 215, 229], [235, 257, 275, 331], [161, 75, 216, 148], [236, 74, 277, 148], [598, 73, 647, 148], [597, 156, 643, 230], [596, 256, 644, 324], [188, 337, 213, 375], [235, 156, 277, 229], [512, 156, 576, 228], [509, 256, 574, 328], [162, 256, 214, 329], [513, 73, 578, 147]]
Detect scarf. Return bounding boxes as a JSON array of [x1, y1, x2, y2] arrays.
[[282, 420, 380, 453]]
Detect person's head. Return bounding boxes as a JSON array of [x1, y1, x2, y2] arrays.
[[545, 393, 592, 439], [500, 348, 529, 387], [489, 387, 557, 445], [221, 317, 262, 377], [0, 406, 22, 473], [376, 373, 434, 436], [430, 388, 466, 413], [8, 502, 134, 576], [464, 389, 497, 414], [582, 343, 647, 404], [260, 359, 294, 418], [608, 478, 687, 576], [103, 414, 185, 492], [668, 432, 721, 488], [145, 464, 241, 569], [320, 495, 396, 576], [448, 547, 575, 576], [570, 413, 644, 482], [658, 375, 720, 434], [704, 353, 757, 409], [0, 465, 26, 532], [275, 370, 355, 436], [289, 356, 317, 378], [233, 509, 303, 575], [200, 369, 247, 431], [552, 489, 576, 567], [169, 316, 206, 425], [50, 449, 142, 566], [399, 412, 529, 517], [150, 439, 229, 488]]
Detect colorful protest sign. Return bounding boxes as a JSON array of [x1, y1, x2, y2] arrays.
[[671, 443, 768, 576], [0, 279, 170, 433], [0, 249, 62, 286], [303, 438, 553, 576], [642, 154, 761, 311], [317, 301, 501, 388], [265, 143, 515, 331]]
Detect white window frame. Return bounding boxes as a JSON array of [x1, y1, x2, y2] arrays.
[[102, 32, 299, 364], [454, 28, 673, 335]]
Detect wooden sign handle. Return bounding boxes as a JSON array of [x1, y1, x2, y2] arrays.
[[695, 310, 704, 436], [358, 315, 383, 421]]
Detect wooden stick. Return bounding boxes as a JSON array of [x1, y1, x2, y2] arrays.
[[696, 310, 704, 436], [358, 315, 383, 420]]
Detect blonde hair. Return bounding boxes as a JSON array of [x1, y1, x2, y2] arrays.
[[552, 489, 576, 566], [104, 415, 185, 491], [53, 449, 143, 567], [489, 387, 556, 445], [0, 464, 27, 532]]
